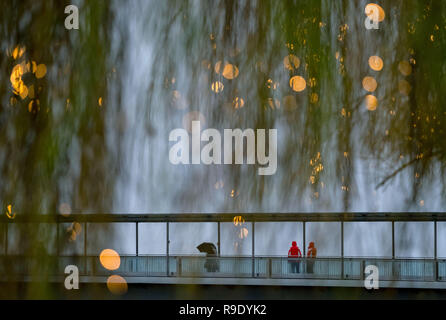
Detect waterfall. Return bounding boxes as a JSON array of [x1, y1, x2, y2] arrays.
[[104, 0, 445, 256]]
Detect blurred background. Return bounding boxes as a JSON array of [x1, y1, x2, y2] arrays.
[[1, 0, 446, 298]]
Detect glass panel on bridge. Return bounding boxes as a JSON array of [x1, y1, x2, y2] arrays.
[[220, 222, 252, 256], [138, 223, 166, 255], [86, 223, 136, 256], [395, 222, 434, 258], [169, 223, 218, 255], [254, 222, 303, 256], [305, 222, 341, 257], [344, 222, 392, 257]]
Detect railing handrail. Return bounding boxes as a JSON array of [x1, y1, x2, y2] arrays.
[[0, 254, 443, 261], [3, 212, 446, 223]]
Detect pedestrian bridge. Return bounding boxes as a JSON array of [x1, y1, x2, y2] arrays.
[[1, 212, 446, 289], [2, 255, 446, 289]]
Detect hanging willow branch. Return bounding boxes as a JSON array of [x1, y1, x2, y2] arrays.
[[376, 151, 440, 189]]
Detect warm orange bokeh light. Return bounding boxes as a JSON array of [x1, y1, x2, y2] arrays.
[[233, 215, 245, 226], [365, 3, 385, 22], [398, 61, 412, 76], [107, 275, 128, 295], [283, 54, 300, 71], [99, 249, 121, 271], [362, 76, 378, 92], [233, 97, 244, 109], [365, 95, 378, 111], [35, 64, 47, 79], [289, 76, 306, 92], [398, 79, 412, 96], [11, 45, 26, 60], [211, 81, 224, 93], [5, 204, 16, 219], [215, 61, 239, 80], [368, 56, 383, 71]]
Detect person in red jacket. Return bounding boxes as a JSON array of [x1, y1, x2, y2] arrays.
[[306, 242, 317, 273], [288, 241, 302, 273]]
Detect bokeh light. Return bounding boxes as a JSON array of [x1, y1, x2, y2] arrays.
[[398, 61, 412, 76], [365, 3, 385, 22], [211, 81, 224, 93], [283, 54, 300, 71], [107, 275, 128, 295], [99, 249, 121, 271], [362, 76, 378, 92], [289, 76, 306, 92], [365, 95, 378, 111], [368, 56, 383, 71], [215, 61, 239, 80]]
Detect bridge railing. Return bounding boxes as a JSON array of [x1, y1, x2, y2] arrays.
[[1, 255, 446, 283]]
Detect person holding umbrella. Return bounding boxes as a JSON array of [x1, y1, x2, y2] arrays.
[[197, 242, 219, 272]]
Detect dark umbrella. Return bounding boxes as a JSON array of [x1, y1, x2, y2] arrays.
[[196, 242, 217, 255]]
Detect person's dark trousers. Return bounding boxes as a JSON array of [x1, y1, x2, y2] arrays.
[[289, 261, 300, 273], [307, 259, 314, 273]]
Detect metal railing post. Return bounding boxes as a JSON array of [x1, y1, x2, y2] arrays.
[[434, 221, 438, 281], [268, 258, 272, 278], [361, 260, 365, 280], [341, 221, 344, 279], [136, 222, 139, 257], [434, 221, 437, 260], [391, 221, 395, 278], [217, 222, 221, 256], [177, 256, 182, 277], [84, 222, 87, 275], [392, 221, 395, 259], [252, 221, 255, 277], [303, 221, 306, 257], [166, 222, 170, 276]]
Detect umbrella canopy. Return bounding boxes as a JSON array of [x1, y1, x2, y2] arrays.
[[196, 242, 217, 255]]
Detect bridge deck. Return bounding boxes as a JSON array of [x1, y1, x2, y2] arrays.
[[2, 255, 446, 289]]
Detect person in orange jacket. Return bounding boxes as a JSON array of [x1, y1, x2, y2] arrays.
[[306, 242, 317, 273], [288, 241, 302, 273]]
